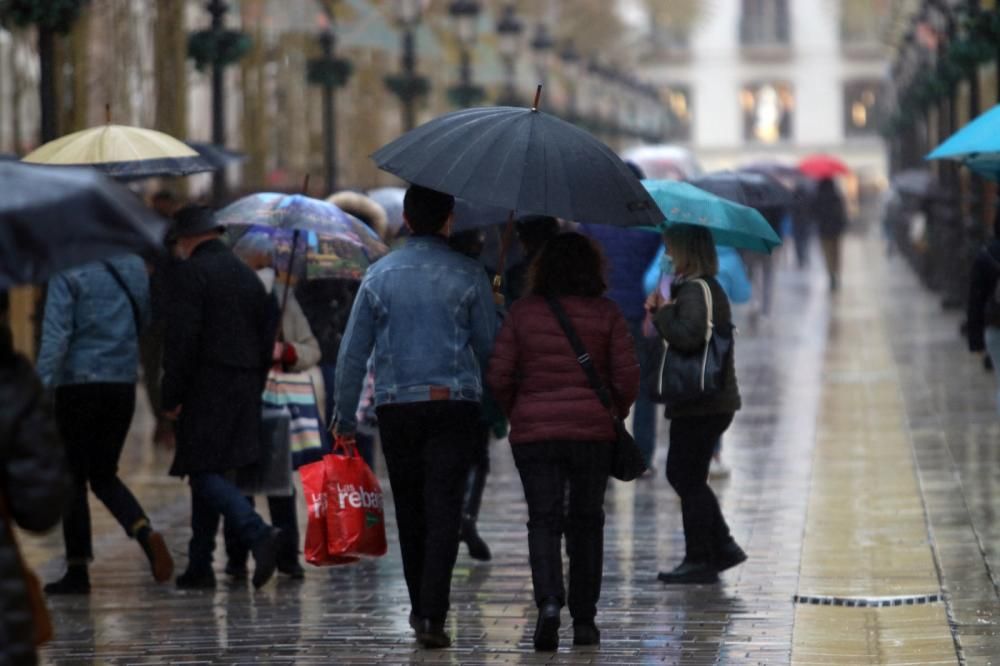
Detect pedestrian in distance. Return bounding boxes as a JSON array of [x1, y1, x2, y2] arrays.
[[36, 252, 174, 595], [161, 206, 282, 590], [649, 224, 747, 585], [966, 207, 1000, 411], [332, 185, 498, 649], [0, 295, 69, 664], [813, 178, 848, 291], [227, 232, 324, 580], [487, 232, 640, 652]]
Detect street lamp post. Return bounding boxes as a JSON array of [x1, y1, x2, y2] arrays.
[[385, 0, 429, 132], [207, 0, 228, 204], [495, 3, 523, 106], [306, 5, 353, 195], [447, 0, 483, 108]]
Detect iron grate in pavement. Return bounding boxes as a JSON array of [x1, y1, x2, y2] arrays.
[[793, 593, 943, 608]]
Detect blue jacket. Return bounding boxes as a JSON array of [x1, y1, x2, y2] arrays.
[[333, 235, 498, 431], [579, 224, 662, 321], [36, 255, 150, 387]]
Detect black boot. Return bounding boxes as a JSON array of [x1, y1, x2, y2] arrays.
[[573, 620, 600, 646], [251, 528, 280, 589], [45, 564, 89, 595], [533, 597, 561, 652], [459, 462, 491, 561]]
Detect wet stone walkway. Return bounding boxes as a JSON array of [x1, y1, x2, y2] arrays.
[[20, 233, 996, 664]]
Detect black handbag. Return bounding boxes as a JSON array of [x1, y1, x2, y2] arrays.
[[546, 297, 647, 482], [650, 279, 733, 407]]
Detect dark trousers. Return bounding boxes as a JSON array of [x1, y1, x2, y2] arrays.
[[376, 401, 480, 623], [512, 440, 612, 622], [187, 472, 270, 573], [223, 490, 299, 568], [54, 383, 147, 563], [462, 422, 490, 520], [666, 413, 735, 563]]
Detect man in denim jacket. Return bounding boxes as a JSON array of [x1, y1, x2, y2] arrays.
[[35, 255, 174, 594], [333, 185, 497, 649]]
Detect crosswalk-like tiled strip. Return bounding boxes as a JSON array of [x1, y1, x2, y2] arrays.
[[790, 239, 959, 664]]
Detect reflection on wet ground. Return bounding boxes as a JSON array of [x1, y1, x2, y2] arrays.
[[21, 234, 998, 663]]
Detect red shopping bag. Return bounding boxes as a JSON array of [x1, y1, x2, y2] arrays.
[[299, 456, 358, 566], [323, 438, 387, 559]]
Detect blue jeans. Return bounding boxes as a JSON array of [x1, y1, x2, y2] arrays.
[[985, 327, 1000, 414], [188, 472, 270, 573], [627, 319, 658, 467]]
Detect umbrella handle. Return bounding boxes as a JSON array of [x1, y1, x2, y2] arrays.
[[276, 228, 301, 344], [493, 210, 517, 294]]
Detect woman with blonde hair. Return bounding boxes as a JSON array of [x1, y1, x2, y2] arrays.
[[648, 224, 746, 585]]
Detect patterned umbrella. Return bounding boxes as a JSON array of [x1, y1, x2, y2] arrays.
[[218, 193, 388, 281]]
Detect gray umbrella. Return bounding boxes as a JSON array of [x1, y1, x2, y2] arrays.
[[0, 162, 167, 287], [688, 170, 793, 210], [371, 103, 662, 228]]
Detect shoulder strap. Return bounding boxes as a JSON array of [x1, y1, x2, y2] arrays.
[[545, 297, 616, 415], [692, 278, 714, 342], [102, 261, 142, 335]]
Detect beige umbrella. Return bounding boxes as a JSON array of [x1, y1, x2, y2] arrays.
[[22, 123, 214, 180]]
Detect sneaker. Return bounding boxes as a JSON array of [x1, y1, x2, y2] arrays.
[[708, 457, 731, 479]]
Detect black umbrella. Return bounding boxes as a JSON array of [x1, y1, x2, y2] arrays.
[[186, 142, 248, 170], [451, 198, 512, 233], [371, 97, 661, 229], [688, 170, 793, 211], [0, 162, 167, 287]]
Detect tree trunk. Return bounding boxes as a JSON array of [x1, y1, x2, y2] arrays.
[[38, 27, 57, 143]]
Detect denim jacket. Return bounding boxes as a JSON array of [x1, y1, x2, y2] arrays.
[[333, 235, 497, 431], [36, 255, 151, 387]]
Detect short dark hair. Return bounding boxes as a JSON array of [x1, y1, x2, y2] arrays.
[[404, 185, 455, 235], [528, 232, 606, 298]]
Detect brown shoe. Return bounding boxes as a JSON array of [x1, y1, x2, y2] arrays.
[[146, 531, 174, 583]]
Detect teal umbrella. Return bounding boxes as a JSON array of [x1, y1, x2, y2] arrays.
[[927, 104, 1000, 180], [642, 179, 782, 253]]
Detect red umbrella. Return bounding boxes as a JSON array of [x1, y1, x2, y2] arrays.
[[798, 154, 850, 180]]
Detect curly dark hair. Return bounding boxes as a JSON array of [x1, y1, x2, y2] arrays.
[[527, 232, 607, 298]]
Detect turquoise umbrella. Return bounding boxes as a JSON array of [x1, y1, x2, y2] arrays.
[[927, 104, 1000, 180], [642, 180, 782, 253]]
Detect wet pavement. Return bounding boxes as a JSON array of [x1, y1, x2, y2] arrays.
[[19, 233, 999, 664]]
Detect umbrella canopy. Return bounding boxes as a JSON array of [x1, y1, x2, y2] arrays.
[[233, 225, 385, 282], [622, 145, 703, 180], [22, 124, 214, 179], [927, 104, 1000, 179], [687, 170, 792, 210], [642, 179, 782, 254], [798, 154, 850, 180], [218, 193, 387, 280], [452, 198, 512, 233], [0, 162, 167, 287], [186, 142, 247, 170], [372, 105, 662, 228]]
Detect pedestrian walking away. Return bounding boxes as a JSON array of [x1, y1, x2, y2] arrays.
[[650, 224, 747, 585], [333, 185, 498, 649], [488, 232, 640, 651], [966, 208, 1000, 412], [160, 206, 281, 591], [812, 178, 848, 291], [35, 253, 174, 595]]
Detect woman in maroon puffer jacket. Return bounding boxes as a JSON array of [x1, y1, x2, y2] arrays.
[[487, 233, 639, 652]]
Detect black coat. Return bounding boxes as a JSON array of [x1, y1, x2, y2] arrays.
[[0, 329, 68, 665], [966, 239, 1000, 352], [161, 239, 277, 476], [654, 276, 741, 419]]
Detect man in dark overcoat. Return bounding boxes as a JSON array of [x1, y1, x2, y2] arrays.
[[161, 205, 280, 590]]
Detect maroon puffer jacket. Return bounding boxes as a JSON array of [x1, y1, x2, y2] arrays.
[[487, 295, 640, 445]]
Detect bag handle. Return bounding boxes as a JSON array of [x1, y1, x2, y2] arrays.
[[692, 278, 713, 343], [545, 297, 619, 419]]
